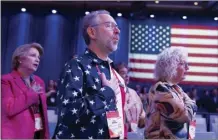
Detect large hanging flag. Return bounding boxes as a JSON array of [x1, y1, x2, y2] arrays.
[[129, 23, 218, 86]]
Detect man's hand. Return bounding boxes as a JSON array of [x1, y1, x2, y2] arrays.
[[99, 72, 120, 94]]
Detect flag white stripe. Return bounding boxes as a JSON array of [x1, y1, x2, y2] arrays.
[[129, 62, 218, 73], [188, 57, 218, 64], [129, 47, 218, 58], [184, 75, 218, 83], [129, 72, 218, 83], [129, 53, 218, 64], [171, 46, 218, 55], [171, 28, 218, 36], [171, 37, 218, 46], [129, 53, 157, 60]]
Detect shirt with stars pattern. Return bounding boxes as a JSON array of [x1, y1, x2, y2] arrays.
[[53, 48, 120, 139]]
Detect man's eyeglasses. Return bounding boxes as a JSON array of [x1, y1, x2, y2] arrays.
[[90, 22, 120, 30]]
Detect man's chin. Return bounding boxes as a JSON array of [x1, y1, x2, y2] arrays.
[[108, 45, 118, 52]]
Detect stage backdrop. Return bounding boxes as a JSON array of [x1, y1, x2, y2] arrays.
[[1, 3, 217, 91], [1, 5, 129, 85]]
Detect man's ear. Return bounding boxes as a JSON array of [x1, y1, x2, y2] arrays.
[[87, 27, 96, 40]]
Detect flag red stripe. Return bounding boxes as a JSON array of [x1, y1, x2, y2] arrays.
[[188, 63, 218, 67], [189, 53, 218, 58], [171, 34, 218, 39], [129, 58, 218, 67], [130, 68, 218, 76], [129, 59, 154, 64], [130, 77, 218, 86], [171, 43, 218, 48], [171, 25, 218, 30], [130, 68, 153, 73]]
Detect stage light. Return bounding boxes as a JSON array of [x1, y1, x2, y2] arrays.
[[214, 17, 218, 21], [150, 14, 155, 18], [117, 13, 122, 17], [21, 8, 26, 12], [194, 2, 198, 6], [52, 10, 57, 14], [155, 1, 159, 4], [182, 16, 187, 19], [85, 11, 90, 15]]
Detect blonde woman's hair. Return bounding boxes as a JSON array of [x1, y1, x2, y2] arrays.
[[12, 43, 44, 70]]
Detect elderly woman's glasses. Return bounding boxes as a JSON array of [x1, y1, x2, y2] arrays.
[[91, 22, 120, 30], [179, 62, 189, 68]]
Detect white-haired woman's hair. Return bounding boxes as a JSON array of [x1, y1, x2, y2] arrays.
[[154, 47, 188, 81]]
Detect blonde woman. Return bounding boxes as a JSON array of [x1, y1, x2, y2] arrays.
[[1, 43, 49, 139]]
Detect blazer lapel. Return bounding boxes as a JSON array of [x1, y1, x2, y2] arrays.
[[11, 70, 28, 92], [10, 70, 37, 116]]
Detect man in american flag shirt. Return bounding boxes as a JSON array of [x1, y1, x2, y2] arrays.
[[53, 10, 127, 139]]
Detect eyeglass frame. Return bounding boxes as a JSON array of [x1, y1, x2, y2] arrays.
[[90, 21, 120, 30], [179, 61, 189, 68]]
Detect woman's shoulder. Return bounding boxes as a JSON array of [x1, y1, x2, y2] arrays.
[[150, 81, 171, 93], [1, 73, 13, 81], [127, 87, 137, 95]]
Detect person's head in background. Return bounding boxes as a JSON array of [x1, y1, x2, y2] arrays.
[[47, 80, 55, 90], [12, 43, 43, 77], [189, 91, 196, 100], [135, 84, 141, 94], [82, 10, 120, 60], [72, 54, 78, 59], [203, 89, 210, 96], [115, 62, 129, 85], [212, 88, 218, 97], [139, 86, 148, 101], [141, 86, 147, 94], [154, 47, 189, 84], [54, 81, 58, 89]]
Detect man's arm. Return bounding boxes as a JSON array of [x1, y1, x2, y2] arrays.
[[56, 60, 116, 124]]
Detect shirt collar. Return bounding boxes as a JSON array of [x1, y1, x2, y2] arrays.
[[84, 48, 113, 65], [21, 74, 35, 87]]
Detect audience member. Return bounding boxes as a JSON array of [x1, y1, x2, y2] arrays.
[[1, 43, 49, 139], [115, 62, 146, 132], [46, 79, 57, 107], [53, 10, 127, 139], [145, 47, 197, 139]]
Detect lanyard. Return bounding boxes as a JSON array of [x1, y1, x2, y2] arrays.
[[96, 64, 128, 138]]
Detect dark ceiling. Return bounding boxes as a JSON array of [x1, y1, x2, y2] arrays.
[[2, 1, 218, 11], [2, 1, 218, 18]]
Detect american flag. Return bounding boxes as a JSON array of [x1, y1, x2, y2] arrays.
[[128, 23, 218, 86]]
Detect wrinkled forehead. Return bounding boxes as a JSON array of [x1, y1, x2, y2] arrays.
[[26, 47, 40, 54], [21, 47, 40, 58], [96, 14, 116, 24]]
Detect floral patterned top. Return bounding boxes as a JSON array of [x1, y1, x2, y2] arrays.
[[145, 81, 197, 139]]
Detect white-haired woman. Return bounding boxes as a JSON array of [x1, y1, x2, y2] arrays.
[[1, 43, 49, 139], [144, 47, 197, 139]]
